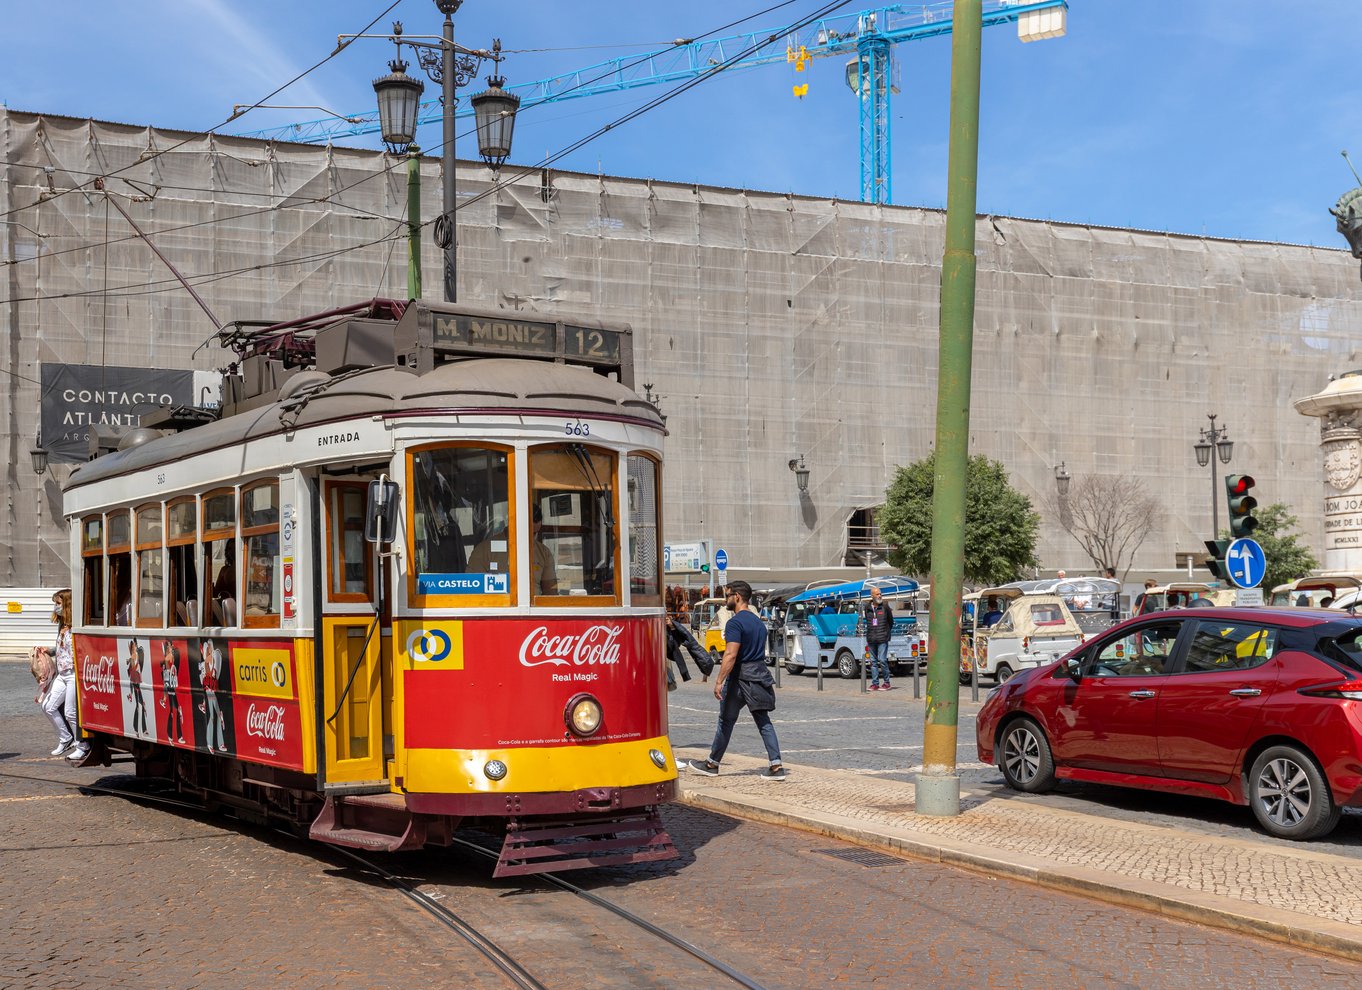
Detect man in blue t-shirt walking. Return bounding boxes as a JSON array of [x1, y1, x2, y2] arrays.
[[687, 580, 785, 781]]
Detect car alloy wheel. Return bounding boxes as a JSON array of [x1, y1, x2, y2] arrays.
[[998, 718, 1054, 793], [1257, 758, 1311, 829], [1248, 744, 1340, 840]]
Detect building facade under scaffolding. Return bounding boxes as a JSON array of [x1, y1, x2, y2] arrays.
[[0, 107, 1357, 591]]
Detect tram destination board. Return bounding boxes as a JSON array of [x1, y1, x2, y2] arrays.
[[398, 302, 632, 383]]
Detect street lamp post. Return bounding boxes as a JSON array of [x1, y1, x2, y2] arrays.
[[360, 3, 519, 304], [1193, 413, 1234, 538]]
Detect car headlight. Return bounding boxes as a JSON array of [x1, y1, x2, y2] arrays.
[[565, 693, 603, 737]]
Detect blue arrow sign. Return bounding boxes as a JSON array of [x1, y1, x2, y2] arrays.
[[1226, 537, 1267, 589], [715, 548, 728, 571], [662, 545, 672, 571]]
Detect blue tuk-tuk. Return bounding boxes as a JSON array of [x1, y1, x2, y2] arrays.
[[781, 576, 924, 678]]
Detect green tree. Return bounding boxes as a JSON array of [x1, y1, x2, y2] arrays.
[[1225, 502, 1316, 593], [880, 452, 1040, 586]]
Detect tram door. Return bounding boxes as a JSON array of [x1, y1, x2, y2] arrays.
[[320, 479, 391, 787]]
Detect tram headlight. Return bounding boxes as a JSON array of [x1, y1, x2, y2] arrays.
[[483, 759, 508, 781], [565, 693, 603, 737], [649, 748, 667, 770]]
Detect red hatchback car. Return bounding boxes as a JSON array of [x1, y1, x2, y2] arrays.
[[977, 607, 1362, 840]]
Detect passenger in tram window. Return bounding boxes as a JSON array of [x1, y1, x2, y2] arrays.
[[531, 506, 558, 595], [212, 541, 237, 625]]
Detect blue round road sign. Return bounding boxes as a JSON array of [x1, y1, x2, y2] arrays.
[[715, 548, 728, 571], [1225, 537, 1266, 589]]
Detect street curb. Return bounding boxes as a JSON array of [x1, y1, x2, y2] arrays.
[[679, 787, 1362, 964]]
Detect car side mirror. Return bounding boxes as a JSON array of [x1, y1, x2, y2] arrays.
[[365, 478, 399, 543], [1063, 656, 1082, 681]]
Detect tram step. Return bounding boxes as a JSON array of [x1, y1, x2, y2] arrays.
[[494, 808, 678, 878], [309, 794, 425, 852]]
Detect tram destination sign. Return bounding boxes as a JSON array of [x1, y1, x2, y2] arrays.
[[396, 302, 633, 385]]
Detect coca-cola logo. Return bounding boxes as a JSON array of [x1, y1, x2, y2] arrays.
[[80, 655, 117, 694], [518, 625, 623, 668], [245, 703, 287, 741]]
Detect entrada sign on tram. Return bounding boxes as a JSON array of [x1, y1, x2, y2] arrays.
[[1226, 537, 1267, 589]]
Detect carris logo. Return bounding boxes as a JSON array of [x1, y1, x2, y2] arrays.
[[518, 625, 623, 668], [80, 655, 117, 693], [245, 703, 287, 741]]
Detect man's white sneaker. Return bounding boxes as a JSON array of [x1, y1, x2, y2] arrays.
[[51, 742, 73, 757]]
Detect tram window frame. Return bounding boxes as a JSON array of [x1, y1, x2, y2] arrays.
[[406, 441, 516, 609], [80, 515, 105, 626], [626, 452, 663, 607], [202, 487, 237, 628], [134, 502, 166, 629], [166, 497, 199, 628], [241, 479, 282, 629], [106, 509, 133, 627], [326, 481, 373, 603], [529, 443, 621, 608]]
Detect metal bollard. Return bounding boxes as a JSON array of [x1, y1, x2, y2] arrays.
[[860, 647, 868, 694], [912, 657, 921, 699], [773, 653, 781, 687], [970, 661, 979, 703], [816, 655, 824, 692]]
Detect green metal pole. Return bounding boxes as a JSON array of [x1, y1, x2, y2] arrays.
[[407, 147, 423, 301], [918, 0, 981, 818]]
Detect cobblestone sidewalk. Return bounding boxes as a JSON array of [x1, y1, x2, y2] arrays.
[[674, 746, 1362, 961]]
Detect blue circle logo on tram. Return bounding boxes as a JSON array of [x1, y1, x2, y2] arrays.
[[1226, 537, 1266, 589], [407, 628, 454, 663]]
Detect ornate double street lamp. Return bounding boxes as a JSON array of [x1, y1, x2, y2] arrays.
[[1193, 413, 1234, 538], [358, 1, 521, 303]]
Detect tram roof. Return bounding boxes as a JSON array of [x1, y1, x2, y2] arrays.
[[66, 358, 663, 490]]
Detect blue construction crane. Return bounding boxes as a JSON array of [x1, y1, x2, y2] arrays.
[[235, 1, 1066, 205]]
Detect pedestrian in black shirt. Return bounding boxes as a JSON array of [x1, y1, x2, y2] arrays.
[[686, 581, 785, 781]]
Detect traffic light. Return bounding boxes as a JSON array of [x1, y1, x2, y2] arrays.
[[1224, 475, 1258, 538], [700, 563, 710, 573], [1204, 539, 1229, 580]]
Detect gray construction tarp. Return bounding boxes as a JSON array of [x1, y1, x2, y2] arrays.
[[0, 108, 1355, 588]]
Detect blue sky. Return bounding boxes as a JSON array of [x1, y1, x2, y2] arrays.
[[2, 0, 1357, 248]]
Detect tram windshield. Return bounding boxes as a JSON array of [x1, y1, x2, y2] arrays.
[[411, 445, 511, 596], [530, 443, 617, 599]]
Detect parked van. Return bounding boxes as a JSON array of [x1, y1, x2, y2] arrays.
[[960, 587, 1083, 684]]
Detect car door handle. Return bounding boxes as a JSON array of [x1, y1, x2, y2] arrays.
[[1128, 689, 1157, 699], [1229, 687, 1262, 697]]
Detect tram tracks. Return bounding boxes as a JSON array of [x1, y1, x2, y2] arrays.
[[0, 769, 768, 990]]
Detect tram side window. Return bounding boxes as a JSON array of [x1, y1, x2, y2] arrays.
[[412, 446, 510, 596], [167, 498, 198, 626], [530, 444, 618, 600], [329, 484, 371, 599], [135, 504, 166, 628], [242, 480, 281, 626], [81, 516, 105, 625], [626, 454, 661, 604], [106, 510, 132, 627], [202, 489, 237, 627]]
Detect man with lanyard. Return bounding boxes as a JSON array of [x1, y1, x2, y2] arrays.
[[686, 580, 786, 781], [863, 585, 895, 691]]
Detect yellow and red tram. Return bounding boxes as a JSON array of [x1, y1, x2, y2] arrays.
[[65, 300, 678, 875]]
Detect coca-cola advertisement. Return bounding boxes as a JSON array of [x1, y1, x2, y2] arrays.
[[401, 616, 666, 750], [73, 634, 302, 771]]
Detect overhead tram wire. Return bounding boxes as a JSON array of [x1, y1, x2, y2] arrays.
[[0, 0, 403, 226], [0, 0, 809, 272], [0, 0, 857, 309]]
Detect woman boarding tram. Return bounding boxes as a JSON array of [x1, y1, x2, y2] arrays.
[[61, 299, 677, 876]]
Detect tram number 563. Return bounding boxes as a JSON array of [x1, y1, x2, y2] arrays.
[[564, 420, 591, 437]]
